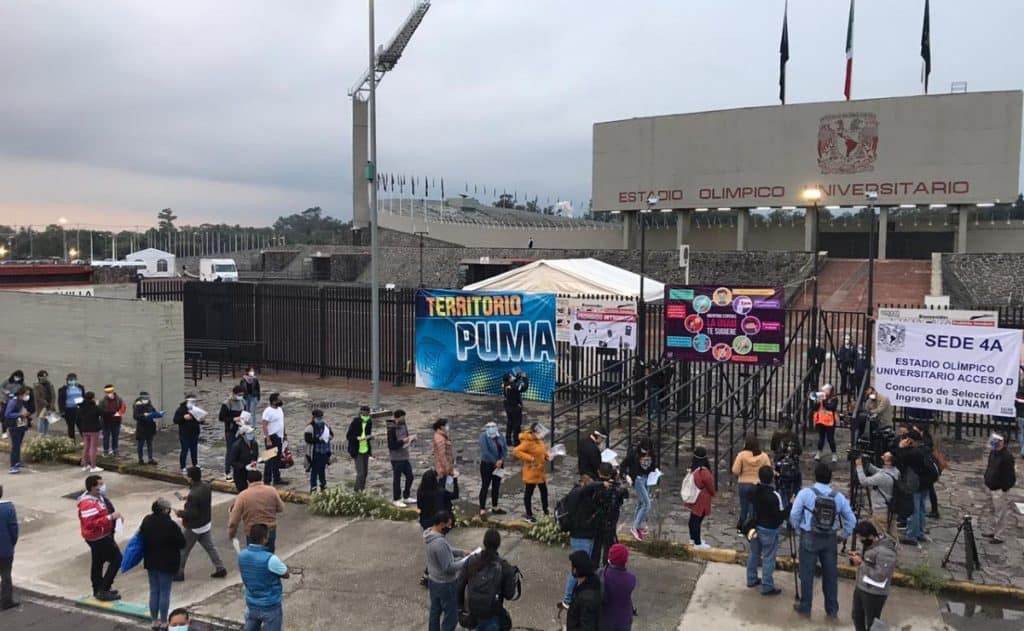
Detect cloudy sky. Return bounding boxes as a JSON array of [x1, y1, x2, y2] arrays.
[[2, 0, 1021, 229]]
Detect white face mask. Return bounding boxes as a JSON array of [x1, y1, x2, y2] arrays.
[[186, 399, 197, 408], [869, 394, 877, 400], [169, 625, 189, 631], [98, 483, 107, 495], [248, 371, 255, 377], [21, 394, 30, 401]]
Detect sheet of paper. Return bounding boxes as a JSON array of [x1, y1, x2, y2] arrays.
[[601, 448, 618, 463], [259, 447, 279, 462], [492, 467, 508, 479], [232, 538, 242, 554], [647, 468, 663, 486], [114, 518, 124, 536], [190, 406, 208, 421], [1015, 502, 1024, 516], [550, 444, 567, 457]]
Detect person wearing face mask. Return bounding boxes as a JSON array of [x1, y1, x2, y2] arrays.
[[140, 497, 186, 631], [478, 421, 508, 518], [578, 431, 605, 482], [133, 391, 164, 466], [836, 335, 856, 397], [424, 510, 472, 631], [303, 409, 333, 494], [565, 550, 601, 631], [77, 392, 104, 472], [229, 423, 260, 493], [0, 484, 19, 611], [175, 467, 227, 582], [848, 520, 897, 631], [99, 385, 126, 458], [239, 367, 261, 415], [31, 370, 54, 437], [387, 410, 416, 508], [219, 386, 247, 481], [77, 475, 123, 601], [346, 405, 374, 492], [512, 422, 551, 523], [261, 394, 286, 486], [1, 371, 25, 403], [173, 394, 203, 475], [853, 345, 870, 396], [167, 608, 197, 631], [858, 387, 893, 442], [3, 387, 33, 474], [58, 372, 86, 443]]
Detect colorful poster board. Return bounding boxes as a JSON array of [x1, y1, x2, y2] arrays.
[[664, 286, 785, 366], [556, 296, 638, 349], [415, 289, 556, 401]]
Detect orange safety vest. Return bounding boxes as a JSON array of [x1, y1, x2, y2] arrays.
[[813, 401, 836, 427]]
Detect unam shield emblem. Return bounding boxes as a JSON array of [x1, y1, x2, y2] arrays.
[[817, 113, 879, 175], [877, 323, 905, 353]]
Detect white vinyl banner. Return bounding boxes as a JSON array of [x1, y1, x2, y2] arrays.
[[874, 322, 1022, 416]]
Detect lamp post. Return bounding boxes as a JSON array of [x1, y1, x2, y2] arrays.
[[865, 192, 878, 331], [367, 0, 381, 409], [59, 217, 68, 262], [801, 187, 823, 418], [638, 194, 658, 363]]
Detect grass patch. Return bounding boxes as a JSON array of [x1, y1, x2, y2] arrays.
[[307, 487, 417, 521], [902, 562, 948, 593], [23, 436, 77, 463], [523, 516, 569, 547]]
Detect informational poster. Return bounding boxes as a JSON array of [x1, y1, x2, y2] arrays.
[[663, 286, 785, 365], [415, 289, 556, 401], [874, 321, 1022, 416], [876, 308, 998, 327], [556, 296, 638, 349]]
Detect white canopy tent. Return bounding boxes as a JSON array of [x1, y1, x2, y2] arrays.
[[463, 258, 664, 301]]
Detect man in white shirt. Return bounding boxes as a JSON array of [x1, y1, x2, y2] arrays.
[[261, 393, 286, 486]]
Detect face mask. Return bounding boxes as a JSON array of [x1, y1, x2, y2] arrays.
[[248, 371, 255, 377], [169, 625, 189, 631], [140, 399, 150, 405], [21, 395, 30, 401], [98, 484, 107, 495], [13, 377, 21, 383], [441, 525, 453, 535], [361, 414, 370, 421], [106, 393, 115, 399], [234, 394, 244, 401], [39, 376, 48, 382], [68, 380, 77, 386], [869, 394, 876, 400], [486, 427, 498, 438], [186, 400, 197, 408], [246, 432, 256, 441]]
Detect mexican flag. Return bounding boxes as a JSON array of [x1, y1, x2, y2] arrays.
[[844, 0, 855, 100]]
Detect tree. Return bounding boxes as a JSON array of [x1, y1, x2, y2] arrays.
[[272, 207, 350, 245], [157, 208, 177, 232], [493, 194, 515, 209]]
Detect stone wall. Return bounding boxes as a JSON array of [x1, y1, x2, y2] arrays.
[[91, 266, 137, 284], [942, 253, 1024, 307]]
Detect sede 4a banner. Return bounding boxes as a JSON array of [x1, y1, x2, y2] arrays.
[[874, 321, 1023, 416]]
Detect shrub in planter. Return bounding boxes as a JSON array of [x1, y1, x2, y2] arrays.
[[23, 436, 77, 463]]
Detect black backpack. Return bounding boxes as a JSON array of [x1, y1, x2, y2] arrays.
[[462, 560, 522, 629], [919, 449, 941, 486], [882, 472, 914, 519], [555, 485, 585, 532], [808, 489, 837, 535]]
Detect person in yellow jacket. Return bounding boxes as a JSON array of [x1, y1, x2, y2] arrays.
[[512, 422, 550, 523]]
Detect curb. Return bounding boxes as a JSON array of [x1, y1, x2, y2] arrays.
[[12, 586, 236, 629]]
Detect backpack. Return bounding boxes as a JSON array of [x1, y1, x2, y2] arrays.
[[680, 470, 700, 504], [807, 489, 837, 535], [881, 472, 914, 519], [462, 560, 522, 629], [919, 449, 941, 485], [555, 485, 584, 532]]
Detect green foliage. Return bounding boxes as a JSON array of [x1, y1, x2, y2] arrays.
[[307, 487, 416, 521], [523, 516, 568, 547], [902, 562, 948, 593], [157, 208, 178, 232], [23, 435, 77, 462], [272, 207, 351, 245]]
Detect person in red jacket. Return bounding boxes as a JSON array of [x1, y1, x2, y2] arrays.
[[684, 446, 716, 550], [99, 385, 127, 458], [77, 475, 123, 601]]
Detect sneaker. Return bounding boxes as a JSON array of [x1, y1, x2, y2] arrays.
[[747, 578, 762, 588], [8, 467, 18, 475], [14, 462, 24, 470], [82, 465, 91, 472], [793, 604, 811, 617], [405, 497, 417, 504], [692, 542, 711, 550], [172, 573, 185, 582], [813, 451, 821, 462], [394, 500, 408, 508], [94, 590, 119, 602], [181, 468, 188, 475], [991, 536, 1006, 544], [147, 459, 158, 466], [89, 466, 104, 473], [102, 451, 111, 458], [630, 527, 644, 541], [762, 588, 782, 596], [525, 515, 537, 524], [983, 532, 996, 538], [557, 601, 570, 612], [224, 473, 233, 481], [211, 568, 228, 578], [491, 507, 506, 515], [831, 453, 838, 463], [138, 460, 145, 466]]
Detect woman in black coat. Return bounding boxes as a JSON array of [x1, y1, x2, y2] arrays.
[[140, 498, 186, 630], [229, 425, 261, 493]]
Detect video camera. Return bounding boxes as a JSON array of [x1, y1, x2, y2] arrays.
[[847, 426, 896, 467]]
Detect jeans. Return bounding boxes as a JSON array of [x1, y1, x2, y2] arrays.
[[746, 526, 780, 592], [0, 556, 12, 607], [244, 603, 283, 631], [478, 461, 501, 510], [263, 435, 283, 484], [102, 423, 120, 454], [906, 490, 928, 541], [737, 483, 756, 528], [310, 452, 329, 491], [392, 460, 414, 501], [137, 437, 154, 463], [688, 513, 705, 545], [147, 570, 173, 623], [225, 432, 237, 475], [633, 475, 651, 531], [247, 526, 277, 553], [179, 435, 199, 470], [244, 396, 259, 415], [562, 537, 594, 604], [353, 453, 369, 491], [427, 579, 459, 631], [87, 536, 121, 593], [8, 426, 25, 468], [523, 482, 548, 517], [37, 412, 50, 436], [797, 531, 839, 616], [65, 408, 79, 441], [180, 529, 225, 573], [816, 425, 836, 453], [475, 616, 502, 631], [851, 588, 887, 631]]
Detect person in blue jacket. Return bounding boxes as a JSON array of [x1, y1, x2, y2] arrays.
[[478, 421, 508, 519], [0, 484, 19, 610]]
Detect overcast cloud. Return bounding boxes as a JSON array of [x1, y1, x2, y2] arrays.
[[1, 0, 1022, 229]]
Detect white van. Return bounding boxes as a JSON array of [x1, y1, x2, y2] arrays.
[[199, 258, 239, 282]]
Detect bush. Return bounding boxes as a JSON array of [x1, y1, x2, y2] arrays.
[[903, 562, 948, 593], [23, 436, 77, 463], [523, 516, 569, 547], [307, 487, 417, 521]]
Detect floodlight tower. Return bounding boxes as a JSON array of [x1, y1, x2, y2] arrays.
[[349, 1, 430, 409]]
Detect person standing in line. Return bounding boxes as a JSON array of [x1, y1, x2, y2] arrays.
[[432, 418, 457, 497], [139, 498, 186, 631], [852, 344, 869, 396], [1, 372, 26, 402], [458, 528, 519, 631], [622, 436, 656, 541], [512, 422, 550, 523], [848, 520, 897, 631], [58, 372, 86, 443], [133, 391, 163, 466], [855, 452, 900, 538], [591, 463, 629, 567], [3, 387, 32, 474], [684, 446, 715, 550], [502, 371, 528, 447], [1015, 384, 1024, 460], [565, 550, 601, 631], [99, 385, 126, 458], [175, 467, 227, 581], [77, 392, 104, 473], [261, 394, 286, 486], [477, 421, 508, 518], [174, 394, 202, 476], [811, 385, 840, 463], [31, 370, 54, 436], [219, 386, 246, 481], [302, 409, 332, 494], [732, 434, 771, 533], [346, 405, 373, 492], [239, 368, 261, 416], [238, 523, 289, 631], [577, 431, 605, 481], [417, 470, 455, 532], [982, 433, 1017, 544], [228, 471, 285, 553], [746, 465, 786, 596], [836, 335, 856, 397], [601, 543, 636, 631], [77, 475, 123, 601], [229, 424, 260, 493], [0, 485, 19, 610], [387, 410, 416, 508], [789, 463, 856, 619], [424, 511, 471, 631]]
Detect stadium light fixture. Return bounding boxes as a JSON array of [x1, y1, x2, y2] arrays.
[[929, 204, 947, 209], [716, 207, 731, 211], [825, 205, 840, 210], [695, 207, 709, 212], [801, 187, 823, 202], [899, 204, 916, 209], [610, 210, 621, 215], [781, 206, 797, 211], [976, 202, 995, 208], [659, 208, 673, 213], [754, 206, 771, 211]]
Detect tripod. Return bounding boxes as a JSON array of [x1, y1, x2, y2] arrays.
[[787, 523, 800, 601], [942, 515, 981, 581]]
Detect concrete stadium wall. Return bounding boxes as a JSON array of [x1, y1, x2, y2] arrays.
[[0, 292, 184, 413], [941, 253, 1024, 307], [380, 212, 624, 249]]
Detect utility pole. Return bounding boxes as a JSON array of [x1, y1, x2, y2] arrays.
[[368, 0, 381, 409], [415, 230, 429, 287]]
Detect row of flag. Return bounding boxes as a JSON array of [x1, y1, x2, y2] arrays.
[[779, 0, 932, 104], [373, 173, 576, 208]]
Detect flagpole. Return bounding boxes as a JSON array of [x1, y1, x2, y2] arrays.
[[844, 0, 855, 101]]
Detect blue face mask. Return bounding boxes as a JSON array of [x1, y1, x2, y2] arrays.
[[485, 427, 499, 438], [168, 625, 189, 631], [246, 433, 256, 441]]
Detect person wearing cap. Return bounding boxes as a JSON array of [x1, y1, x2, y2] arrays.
[[387, 410, 416, 508], [565, 550, 601, 631], [133, 391, 164, 466], [477, 421, 508, 518], [983, 432, 1017, 544], [31, 370, 54, 436], [140, 497, 186, 631], [77, 392, 104, 472], [684, 446, 716, 549], [303, 409, 333, 494], [58, 372, 86, 443], [578, 431, 604, 481], [229, 421, 260, 493], [175, 467, 227, 582], [347, 405, 374, 492], [512, 422, 550, 523], [173, 395, 203, 475], [99, 385, 126, 458], [601, 543, 636, 631], [811, 384, 839, 463], [219, 385, 247, 481], [261, 393, 286, 486]]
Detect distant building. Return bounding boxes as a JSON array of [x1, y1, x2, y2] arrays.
[[126, 248, 176, 278]]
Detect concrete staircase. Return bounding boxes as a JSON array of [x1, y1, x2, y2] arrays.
[[796, 258, 932, 312]]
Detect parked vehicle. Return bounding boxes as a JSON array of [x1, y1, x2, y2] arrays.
[[199, 258, 238, 282]]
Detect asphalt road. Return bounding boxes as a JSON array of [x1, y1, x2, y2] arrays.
[[0, 599, 141, 630]]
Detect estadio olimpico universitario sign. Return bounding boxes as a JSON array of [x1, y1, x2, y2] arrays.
[[592, 91, 1023, 210]]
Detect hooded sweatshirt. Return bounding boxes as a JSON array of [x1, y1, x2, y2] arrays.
[[855, 536, 898, 596], [423, 529, 467, 584]]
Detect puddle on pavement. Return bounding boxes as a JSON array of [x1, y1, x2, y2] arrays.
[[941, 592, 1024, 621]]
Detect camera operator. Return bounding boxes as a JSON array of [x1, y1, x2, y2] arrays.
[[771, 419, 802, 504], [895, 429, 935, 547], [854, 452, 899, 538], [856, 387, 893, 442], [502, 371, 529, 447]]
